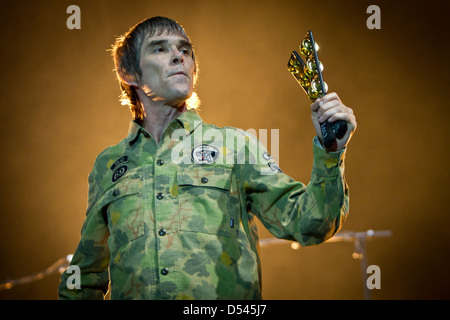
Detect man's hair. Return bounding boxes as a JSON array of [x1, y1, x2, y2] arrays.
[[111, 16, 199, 123]]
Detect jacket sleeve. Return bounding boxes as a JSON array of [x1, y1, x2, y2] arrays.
[[238, 134, 349, 246], [58, 165, 111, 300]]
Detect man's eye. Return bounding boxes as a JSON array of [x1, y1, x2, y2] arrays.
[[180, 48, 191, 55], [154, 47, 165, 53]]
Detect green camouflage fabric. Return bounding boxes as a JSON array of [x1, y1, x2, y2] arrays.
[[58, 109, 349, 300]]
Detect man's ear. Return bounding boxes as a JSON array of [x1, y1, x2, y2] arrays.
[[121, 73, 140, 88], [124, 79, 139, 88]]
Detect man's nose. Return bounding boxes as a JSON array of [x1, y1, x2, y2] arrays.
[[171, 48, 184, 64]]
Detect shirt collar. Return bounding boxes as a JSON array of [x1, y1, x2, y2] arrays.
[[126, 109, 203, 146], [174, 108, 203, 134]]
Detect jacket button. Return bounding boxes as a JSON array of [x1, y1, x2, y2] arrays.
[[161, 268, 169, 275], [158, 229, 166, 236], [156, 159, 164, 166], [156, 192, 164, 200], [201, 177, 208, 183]]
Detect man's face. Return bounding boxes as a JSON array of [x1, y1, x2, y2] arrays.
[[138, 31, 195, 106]]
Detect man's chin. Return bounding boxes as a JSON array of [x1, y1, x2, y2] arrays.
[[166, 95, 191, 109], [147, 87, 193, 107], [169, 90, 193, 103]]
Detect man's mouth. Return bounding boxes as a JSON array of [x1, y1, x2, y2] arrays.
[[169, 71, 188, 77]]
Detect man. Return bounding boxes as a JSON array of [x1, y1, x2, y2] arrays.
[[58, 16, 356, 300]]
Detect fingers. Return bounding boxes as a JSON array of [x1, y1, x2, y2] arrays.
[[317, 99, 343, 123], [319, 102, 355, 124], [313, 92, 355, 125], [328, 110, 356, 127], [310, 92, 341, 113]]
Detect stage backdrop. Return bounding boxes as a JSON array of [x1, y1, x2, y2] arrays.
[[0, 0, 449, 299]]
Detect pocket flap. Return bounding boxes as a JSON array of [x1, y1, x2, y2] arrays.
[[101, 178, 141, 205], [177, 166, 232, 190]]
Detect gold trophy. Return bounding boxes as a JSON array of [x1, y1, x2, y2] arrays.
[[288, 31, 347, 151]]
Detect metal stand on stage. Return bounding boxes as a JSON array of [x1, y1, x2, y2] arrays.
[[260, 229, 393, 300], [0, 255, 72, 291]]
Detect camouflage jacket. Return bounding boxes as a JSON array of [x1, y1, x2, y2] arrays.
[[58, 109, 349, 300]]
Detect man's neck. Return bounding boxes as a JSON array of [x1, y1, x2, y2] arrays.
[[142, 102, 186, 144]]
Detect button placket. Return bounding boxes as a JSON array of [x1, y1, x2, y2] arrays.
[[153, 152, 175, 292]]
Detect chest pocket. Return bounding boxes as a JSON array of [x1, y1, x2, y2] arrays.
[[177, 166, 234, 237], [101, 177, 144, 253]]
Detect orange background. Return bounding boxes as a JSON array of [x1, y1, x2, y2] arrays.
[[0, 0, 449, 299]]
